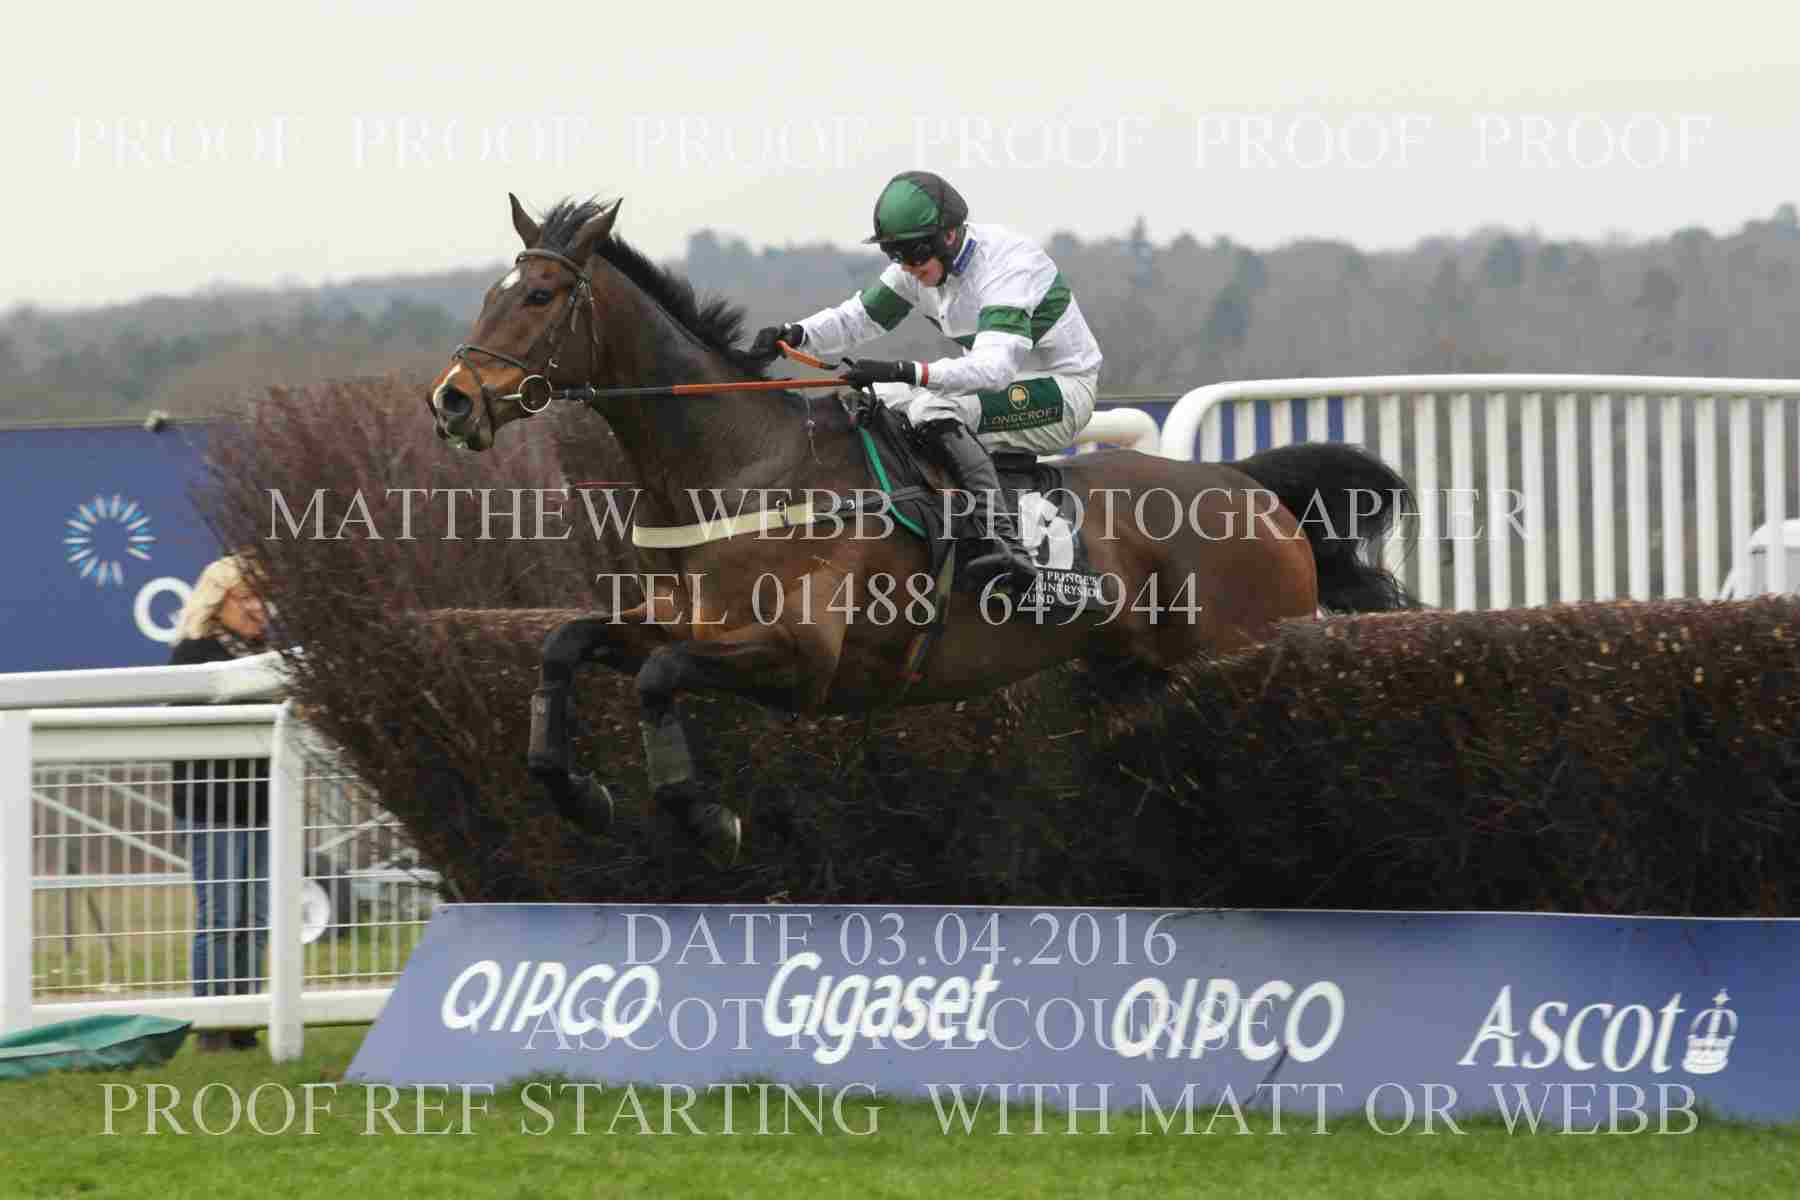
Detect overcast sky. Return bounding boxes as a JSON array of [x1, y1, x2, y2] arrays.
[[9, 1, 1800, 310]]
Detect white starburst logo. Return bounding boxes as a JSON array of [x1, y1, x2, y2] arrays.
[[64, 494, 155, 588]]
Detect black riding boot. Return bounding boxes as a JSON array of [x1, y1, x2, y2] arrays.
[[917, 418, 1038, 596]]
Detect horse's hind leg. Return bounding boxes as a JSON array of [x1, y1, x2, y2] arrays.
[[635, 615, 846, 868]]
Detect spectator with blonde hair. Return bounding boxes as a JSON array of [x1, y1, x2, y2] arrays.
[[169, 552, 271, 1052], [172, 553, 269, 650]]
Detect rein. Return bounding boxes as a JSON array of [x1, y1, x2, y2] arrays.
[[435, 260, 856, 446], [504, 340, 850, 412]]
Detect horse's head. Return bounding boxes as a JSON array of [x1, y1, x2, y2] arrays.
[[428, 194, 620, 451]]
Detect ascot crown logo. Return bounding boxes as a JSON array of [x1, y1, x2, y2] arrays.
[[1681, 990, 1737, 1076]]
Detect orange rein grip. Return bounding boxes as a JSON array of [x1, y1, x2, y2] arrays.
[[667, 378, 849, 395], [777, 341, 835, 372]]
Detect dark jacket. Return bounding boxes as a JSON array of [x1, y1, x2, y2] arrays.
[[168, 636, 271, 826]]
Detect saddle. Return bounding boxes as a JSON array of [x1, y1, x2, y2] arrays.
[[846, 392, 1107, 611]]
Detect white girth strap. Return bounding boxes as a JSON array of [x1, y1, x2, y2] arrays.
[[630, 500, 825, 550]]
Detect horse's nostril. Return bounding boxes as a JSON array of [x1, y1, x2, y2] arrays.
[[439, 386, 473, 419]]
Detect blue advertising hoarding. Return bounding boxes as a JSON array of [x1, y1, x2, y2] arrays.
[[0, 422, 219, 672], [347, 905, 1790, 1128]]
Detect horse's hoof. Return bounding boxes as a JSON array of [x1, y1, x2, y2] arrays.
[[685, 801, 741, 869], [568, 773, 615, 835], [532, 767, 614, 835]]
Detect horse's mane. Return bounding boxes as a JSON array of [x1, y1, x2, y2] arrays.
[[538, 197, 768, 378]]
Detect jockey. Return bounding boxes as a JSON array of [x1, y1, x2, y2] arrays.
[[748, 170, 1104, 596]]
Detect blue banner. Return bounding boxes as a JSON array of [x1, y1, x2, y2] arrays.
[[347, 905, 1791, 1129], [0, 423, 217, 672]]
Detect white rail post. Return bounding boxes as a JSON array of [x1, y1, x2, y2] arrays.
[[1487, 392, 1514, 609], [1626, 394, 1651, 600], [1766, 401, 1788, 595], [1729, 399, 1752, 595], [1662, 400, 1687, 597], [1450, 392, 1475, 611], [1555, 393, 1582, 603], [1522, 393, 1547, 606], [266, 700, 305, 1061], [1592, 394, 1616, 601], [0, 713, 32, 1036], [1695, 396, 1719, 598]]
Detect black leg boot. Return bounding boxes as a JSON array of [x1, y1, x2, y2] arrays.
[[918, 419, 1038, 597]]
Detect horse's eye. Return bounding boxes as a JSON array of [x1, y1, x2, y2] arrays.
[[524, 288, 554, 307]]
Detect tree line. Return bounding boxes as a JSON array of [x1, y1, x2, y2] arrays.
[[5, 203, 1799, 424]]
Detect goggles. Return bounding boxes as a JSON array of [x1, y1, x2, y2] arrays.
[[880, 236, 938, 267]]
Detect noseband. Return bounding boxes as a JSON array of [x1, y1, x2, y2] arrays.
[[433, 248, 602, 439]]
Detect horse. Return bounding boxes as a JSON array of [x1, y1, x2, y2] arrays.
[[426, 193, 1417, 866]]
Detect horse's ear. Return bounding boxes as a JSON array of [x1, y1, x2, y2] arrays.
[[570, 198, 622, 261], [509, 193, 540, 248]]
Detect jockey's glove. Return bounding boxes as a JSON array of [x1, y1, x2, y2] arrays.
[[746, 323, 805, 364], [841, 359, 920, 390]]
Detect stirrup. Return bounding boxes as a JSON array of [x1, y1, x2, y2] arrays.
[[969, 551, 1037, 597], [965, 520, 1038, 597]]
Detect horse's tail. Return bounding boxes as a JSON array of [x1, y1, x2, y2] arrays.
[[1232, 442, 1421, 613]]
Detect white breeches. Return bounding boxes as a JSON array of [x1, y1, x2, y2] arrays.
[[873, 370, 1099, 455]]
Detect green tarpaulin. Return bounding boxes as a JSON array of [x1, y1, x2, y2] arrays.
[[0, 1015, 191, 1081]]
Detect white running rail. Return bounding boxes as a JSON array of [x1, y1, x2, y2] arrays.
[[1067, 405, 1160, 455], [1, 655, 429, 1061], [1159, 375, 1800, 610]]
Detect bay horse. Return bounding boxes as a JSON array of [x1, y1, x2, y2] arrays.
[[427, 194, 1416, 866]]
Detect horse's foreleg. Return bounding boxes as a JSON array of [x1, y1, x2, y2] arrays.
[[529, 606, 679, 833]]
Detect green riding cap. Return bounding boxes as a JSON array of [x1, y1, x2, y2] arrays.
[[864, 171, 970, 243]]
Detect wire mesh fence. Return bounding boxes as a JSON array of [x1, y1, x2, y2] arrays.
[[30, 732, 434, 1005]]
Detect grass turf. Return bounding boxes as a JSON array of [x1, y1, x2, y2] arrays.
[[4, 1025, 1799, 1199], [32, 885, 427, 1001]]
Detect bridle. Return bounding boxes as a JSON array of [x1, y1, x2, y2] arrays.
[[434, 247, 851, 457], [432, 248, 602, 440]]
